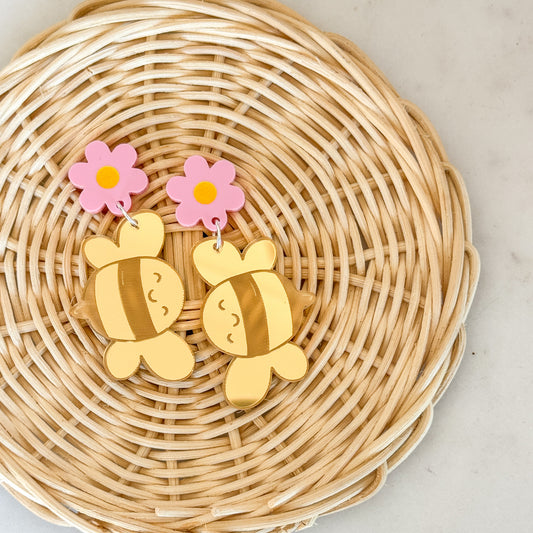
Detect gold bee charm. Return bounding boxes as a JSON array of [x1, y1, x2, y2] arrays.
[[193, 238, 314, 409], [71, 211, 195, 381]]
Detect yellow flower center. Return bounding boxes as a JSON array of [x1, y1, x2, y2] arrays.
[[193, 181, 218, 204], [96, 166, 120, 189]]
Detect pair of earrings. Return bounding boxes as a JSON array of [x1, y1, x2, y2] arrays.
[[69, 142, 314, 409]]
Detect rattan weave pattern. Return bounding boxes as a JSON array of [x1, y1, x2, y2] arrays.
[[0, 1, 479, 532]]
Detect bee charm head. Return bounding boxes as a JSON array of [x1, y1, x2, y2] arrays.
[[71, 211, 194, 382], [193, 238, 314, 409]]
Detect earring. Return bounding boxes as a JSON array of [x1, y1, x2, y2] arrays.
[[167, 155, 314, 409], [69, 141, 195, 381]]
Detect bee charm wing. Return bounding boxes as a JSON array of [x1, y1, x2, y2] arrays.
[[104, 340, 142, 380], [224, 356, 273, 410], [83, 211, 165, 269], [269, 342, 309, 382], [224, 343, 308, 409], [105, 331, 195, 381], [193, 238, 277, 286], [140, 331, 195, 381]]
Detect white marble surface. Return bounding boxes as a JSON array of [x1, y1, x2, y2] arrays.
[[0, 1, 531, 532]]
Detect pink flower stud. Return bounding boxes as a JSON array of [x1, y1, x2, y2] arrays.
[[166, 156, 245, 232], [68, 141, 149, 216]]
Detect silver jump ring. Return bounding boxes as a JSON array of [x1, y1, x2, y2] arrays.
[[214, 219, 223, 251], [116, 202, 139, 228]]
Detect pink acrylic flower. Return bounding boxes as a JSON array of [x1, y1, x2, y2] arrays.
[[68, 141, 148, 216], [166, 156, 245, 232]]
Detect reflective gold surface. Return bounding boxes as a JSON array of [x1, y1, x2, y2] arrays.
[[71, 211, 194, 380], [193, 238, 314, 409]]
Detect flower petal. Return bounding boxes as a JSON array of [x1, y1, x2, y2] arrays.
[[167, 176, 195, 203], [221, 184, 246, 211], [85, 141, 111, 164], [175, 201, 202, 228], [112, 143, 139, 168], [68, 162, 94, 188], [123, 168, 149, 195], [184, 155, 210, 180], [79, 187, 106, 214], [210, 159, 236, 185]]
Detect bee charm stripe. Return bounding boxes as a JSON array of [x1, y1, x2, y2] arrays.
[[230, 273, 269, 356], [118, 258, 158, 340], [252, 272, 293, 350], [95, 264, 135, 340]]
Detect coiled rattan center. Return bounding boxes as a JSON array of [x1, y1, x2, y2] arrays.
[[0, 1, 479, 532]]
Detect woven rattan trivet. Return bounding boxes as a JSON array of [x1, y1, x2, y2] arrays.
[[0, 1, 480, 532]]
